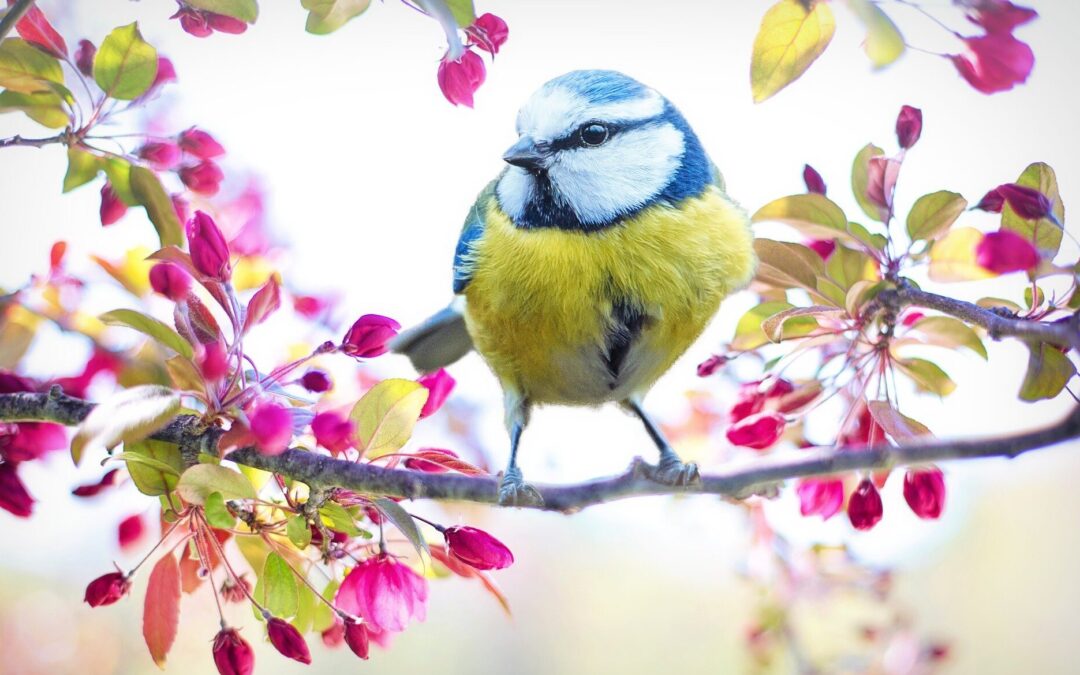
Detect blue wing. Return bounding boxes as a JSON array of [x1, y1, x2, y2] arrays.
[[452, 179, 497, 294]]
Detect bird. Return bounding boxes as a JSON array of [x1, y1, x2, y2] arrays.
[[391, 70, 756, 506]]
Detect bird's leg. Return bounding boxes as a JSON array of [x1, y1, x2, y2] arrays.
[[498, 395, 543, 507], [624, 399, 701, 487]]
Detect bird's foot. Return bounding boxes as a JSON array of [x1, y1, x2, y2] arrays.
[[642, 453, 701, 487], [498, 466, 544, 507]]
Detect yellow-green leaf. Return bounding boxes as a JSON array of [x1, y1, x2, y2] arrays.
[[753, 238, 825, 293], [131, 166, 184, 247], [204, 492, 237, 528], [118, 440, 184, 496], [103, 156, 138, 205], [906, 190, 967, 242], [1019, 342, 1075, 402], [866, 400, 932, 441], [286, 515, 312, 549], [761, 305, 840, 343], [734, 301, 793, 350], [0, 90, 68, 128], [752, 193, 854, 242], [896, 358, 956, 397], [318, 501, 361, 536], [175, 464, 257, 504], [0, 38, 64, 94], [63, 147, 101, 192], [185, 0, 259, 22], [851, 143, 885, 222], [70, 385, 180, 465], [826, 243, 878, 291], [302, 0, 371, 34], [1001, 162, 1066, 256], [93, 23, 158, 100], [751, 0, 836, 103], [255, 553, 299, 619], [445, 0, 476, 27], [910, 316, 988, 359], [927, 227, 996, 282], [845, 0, 905, 69], [100, 308, 194, 359], [350, 379, 429, 458]]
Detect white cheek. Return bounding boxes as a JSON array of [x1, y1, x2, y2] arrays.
[[550, 123, 685, 225], [496, 168, 535, 221]]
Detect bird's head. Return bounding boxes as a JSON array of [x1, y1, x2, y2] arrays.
[[496, 70, 712, 231]]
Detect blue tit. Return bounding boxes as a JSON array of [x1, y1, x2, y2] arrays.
[[392, 70, 756, 506]]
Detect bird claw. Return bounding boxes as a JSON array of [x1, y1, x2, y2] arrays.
[[498, 466, 544, 507], [643, 455, 701, 487]]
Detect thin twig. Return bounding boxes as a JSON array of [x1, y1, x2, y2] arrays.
[[0, 0, 35, 42]]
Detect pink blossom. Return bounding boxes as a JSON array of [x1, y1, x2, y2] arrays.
[[118, 513, 145, 550], [149, 262, 192, 301], [1, 422, 67, 462], [99, 183, 127, 226], [150, 56, 177, 91], [212, 627, 254, 675], [466, 13, 509, 55], [72, 469, 119, 498], [975, 230, 1039, 274], [901, 311, 925, 327], [802, 164, 826, 195], [417, 368, 455, 418], [137, 141, 182, 170], [848, 479, 883, 530], [996, 183, 1055, 221], [335, 555, 428, 633], [178, 128, 225, 159], [444, 526, 514, 570], [974, 187, 1005, 212], [950, 33, 1034, 94], [266, 618, 311, 665], [197, 340, 230, 382], [696, 354, 728, 377], [343, 619, 370, 660], [0, 462, 33, 518], [180, 160, 224, 195], [806, 239, 836, 260], [186, 211, 232, 282], [796, 478, 844, 520], [174, 7, 213, 38], [300, 370, 332, 393], [341, 314, 400, 358], [965, 1, 1037, 34], [895, 105, 922, 149], [249, 402, 293, 456], [311, 411, 355, 455], [74, 39, 95, 77], [84, 571, 130, 607], [866, 156, 901, 219], [726, 411, 786, 450], [903, 467, 946, 519], [437, 48, 486, 108], [206, 12, 248, 34]]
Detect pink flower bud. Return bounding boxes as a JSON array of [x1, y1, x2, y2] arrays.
[[866, 156, 900, 218], [72, 469, 119, 498], [343, 619, 370, 660], [847, 478, 883, 530], [466, 13, 509, 55], [149, 262, 192, 302], [300, 370, 332, 393], [895, 105, 922, 149], [997, 183, 1055, 220], [75, 39, 95, 77], [0, 462, 33, 518], [266, 617, 311, 665], [444, 525, 514, 570], [437, 48, 486, 108], [180, 160, 224, 195], [903, 467, 946, 519], [966, 1, 1037, 34], [806, 239, 836, 260], [974, 187, 1005, 212], [175, 7, 213, 38], [1, 422, 66, 463], [417, 368, 455, 418], [172, 194, 190, 222], [151, 56, 177, 90], [901, 311, 925, 327], [197, 340, 230, 382], [84, 571, 130, 607], [249, 402, 293, 456], [725, 411, 786, 450], [341, 314, 400, 358], [311, 411, 355, 455], [178, 128, 225, 159], [137, 141, 182, 170], [950, 33, 1034, 94], [212, 627, 255, 675], [802, 164, 826, 195], [206, 12, 248, 34], [404, 447, 460, 473], [975, 230, 1039, 274], [118, 513, 145, 550], [293, 294, 331, 319], [796, 478, 844, 520], [99, 183, 127, 226], [186, 211, 232, 282], [696, 354, 728, 377]]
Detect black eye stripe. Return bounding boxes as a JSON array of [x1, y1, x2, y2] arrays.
[[547, 117, 659, 153]]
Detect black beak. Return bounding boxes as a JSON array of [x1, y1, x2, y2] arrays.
[[502, 135, 547, 171]]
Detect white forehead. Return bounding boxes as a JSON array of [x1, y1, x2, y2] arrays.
[[516, 84, 666, 141]]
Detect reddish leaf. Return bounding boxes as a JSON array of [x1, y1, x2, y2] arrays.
[[143, 551, 181, 668], [11, 2, 68, 59], [405, 448, 488, 475]]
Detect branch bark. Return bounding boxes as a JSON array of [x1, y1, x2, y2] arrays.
[[0, 0, 35, 42], [1, 388, 1078, 513]]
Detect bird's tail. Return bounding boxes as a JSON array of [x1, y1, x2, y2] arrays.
[[389, 299, 473, 373]]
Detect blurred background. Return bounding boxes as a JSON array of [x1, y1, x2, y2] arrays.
[[1, 1, 1079, 673]]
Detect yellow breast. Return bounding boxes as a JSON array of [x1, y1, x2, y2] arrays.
[[463, 186, 756, 405]]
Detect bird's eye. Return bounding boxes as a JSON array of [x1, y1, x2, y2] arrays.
[[579, 123, 609, 147]]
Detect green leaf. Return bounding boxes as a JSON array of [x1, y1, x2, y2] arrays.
[[120, 440, 184, 496], [302, 0, 371, 34], [733, 301, 793, 350], [1024, 285, 1045, 310], [977, 296, 1022, 313], [928, 227, 996, 282], [445, 0, 476, 27], [374, 497, 429, 558], [256, 553, 299, 619], [851, 143, 885, 222], [0, 38, 64, 94], [350, 379, 429, 458], [70, 385, 180, 465], [286, 515, 312, 549], [752, 193, 854, 243], [175, 464, 256, 505], [1019, 342, 1076, 402], [291, 583, 316, 634], [100, 308, 194, 359], [906, 191, 967, 242], [0, 90, 67, 128], [825, 243, 876, 291], [312, 580, 339, 633], [866, 400, 932, 441], [204, 492, 237, 528], [102, 156, 137, 205], [93, 23, 158, 100], [63, 147, 101, 192], [752, 239, 838, 306], [1001, 162, 1066, 256], [185, 0, 259, 22], [760, 305, 839, 343], [896, 357, 956, 397], [130, 166, 185, 247], [750, 0, 836, 103], [317, 501, 360, 536], [910, 316, 988, 359], [845, 0, 904, 68]]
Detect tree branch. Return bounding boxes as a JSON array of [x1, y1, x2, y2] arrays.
[[0, 0, 35, 42], [0, 133, 68, 149], [2, 389, 1078, 513]]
